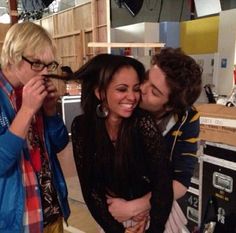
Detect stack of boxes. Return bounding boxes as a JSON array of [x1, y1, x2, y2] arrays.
[[197, 104, 236, 232]]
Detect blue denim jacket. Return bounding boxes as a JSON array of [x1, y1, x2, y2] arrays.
[[0, 70, 70, 233]]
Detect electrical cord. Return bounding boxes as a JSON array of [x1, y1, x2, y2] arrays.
[[170, 111, 188, 161], [157, 0, 163, 22]]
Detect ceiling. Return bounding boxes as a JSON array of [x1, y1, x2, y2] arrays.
[[0, 0, 76, 20]]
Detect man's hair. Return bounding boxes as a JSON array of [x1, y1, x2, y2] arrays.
[[1, 22, 57, 68], [151, 47, 202, 114]]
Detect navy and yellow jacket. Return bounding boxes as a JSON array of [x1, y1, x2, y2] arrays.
[[162, 107, 200, 188]]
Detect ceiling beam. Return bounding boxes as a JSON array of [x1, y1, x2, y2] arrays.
[[8, 0, 18, 24]]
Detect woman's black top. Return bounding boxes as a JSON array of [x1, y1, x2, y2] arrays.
[[71, 109, 173, 233]]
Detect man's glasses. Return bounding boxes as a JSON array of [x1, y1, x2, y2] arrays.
[[22, 56, 59, 72]]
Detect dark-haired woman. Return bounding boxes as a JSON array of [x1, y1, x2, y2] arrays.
[[71, 54, 173, 233]]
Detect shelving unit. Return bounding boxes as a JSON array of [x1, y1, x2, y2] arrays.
[[88, 42, 165, 67], [88, 42, 165, 48]]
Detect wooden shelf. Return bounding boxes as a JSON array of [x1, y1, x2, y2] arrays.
[[88, 42, 165, 48]]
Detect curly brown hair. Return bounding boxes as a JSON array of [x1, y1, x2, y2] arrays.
[[151, 47, 202, 114]]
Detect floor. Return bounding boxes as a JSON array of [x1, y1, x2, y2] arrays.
[[58, 141, 99, 233]]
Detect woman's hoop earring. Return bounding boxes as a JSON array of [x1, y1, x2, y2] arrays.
[[96, 104, 108, 118]]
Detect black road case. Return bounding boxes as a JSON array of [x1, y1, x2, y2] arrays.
[[200, 142, 236, 233], [61, 95, 83, 135], [177, 182, 199, 232], [178, 160, 200, 233]]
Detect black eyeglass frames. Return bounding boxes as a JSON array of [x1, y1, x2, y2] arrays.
[[22, 56, 59, 72]]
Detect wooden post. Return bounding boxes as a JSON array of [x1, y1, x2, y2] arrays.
[[106, 0, 111, 53], [8, 0, 18, 24], [190, 0, 195, 20]]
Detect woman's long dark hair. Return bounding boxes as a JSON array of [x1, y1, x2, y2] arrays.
[[74, 54, 145, 197]]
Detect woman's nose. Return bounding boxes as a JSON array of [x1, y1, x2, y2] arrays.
[[127, 91, 137, 100]]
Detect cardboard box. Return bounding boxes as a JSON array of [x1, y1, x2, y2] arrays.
[[196, 104, 236, 147], [66, 81, 81, 96]]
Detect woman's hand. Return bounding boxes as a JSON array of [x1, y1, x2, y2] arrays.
[[132, 210, 149, 222], [107, 196, 134, 222], [125, 218, 147, 233], [107, 193, 151, 223]]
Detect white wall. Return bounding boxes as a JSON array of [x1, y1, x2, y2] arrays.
[[217, 8, 236, 95], [75, 0, 90, 6], [111, 22, 159, 67], [191, 53, 219, 103]]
